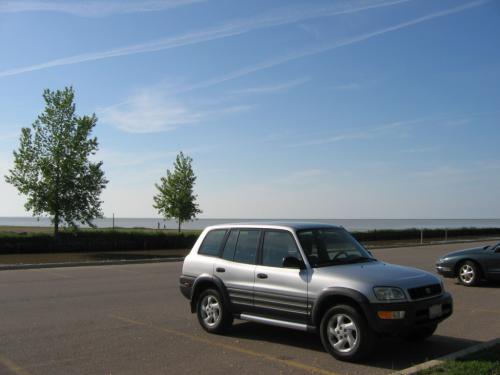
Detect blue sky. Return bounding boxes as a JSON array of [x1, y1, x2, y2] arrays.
[[0, 0, 499, 219]]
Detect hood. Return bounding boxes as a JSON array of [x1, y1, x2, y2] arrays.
[[441, 246, 488, 259], [313, 261, 439, 290]]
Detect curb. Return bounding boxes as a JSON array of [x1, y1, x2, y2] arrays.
[[390, 337, 500, 375], [0, 257, 185, 271]]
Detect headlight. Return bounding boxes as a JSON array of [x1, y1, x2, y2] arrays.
[[373, 287, 406, 301]]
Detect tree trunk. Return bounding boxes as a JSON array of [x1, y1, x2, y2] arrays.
[[178, 220, 181, 233], [54, 211, 60, 238]]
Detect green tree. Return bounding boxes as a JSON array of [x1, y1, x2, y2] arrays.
[[153, 152, 202, 232], [5, 87, 108, 237]]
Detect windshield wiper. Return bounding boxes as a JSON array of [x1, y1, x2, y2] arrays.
[[348, 257, 377, 263], [312, 257, 376, 267]]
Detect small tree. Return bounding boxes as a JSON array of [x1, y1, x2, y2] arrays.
[[5, 87, 108, 237], [153, 152, 202, 232]]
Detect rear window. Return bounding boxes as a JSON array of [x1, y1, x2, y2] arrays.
[[198, 229, 227, 257]]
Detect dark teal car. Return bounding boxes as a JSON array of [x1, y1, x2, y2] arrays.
[[436, 243, 500, 286]]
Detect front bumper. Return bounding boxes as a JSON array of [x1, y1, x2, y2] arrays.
[[364, 292, 453, 335], [436, 264, 455, 278]]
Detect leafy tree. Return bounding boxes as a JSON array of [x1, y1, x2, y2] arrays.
[[153, 152, 202, 232], [5, 87, 108, 237]]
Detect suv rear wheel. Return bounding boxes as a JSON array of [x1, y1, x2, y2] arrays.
[[319, 304, 375, 361], [196, 288, 233, 333]]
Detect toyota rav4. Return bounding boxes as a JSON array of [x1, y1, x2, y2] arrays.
[[179, 223, 453, 361]]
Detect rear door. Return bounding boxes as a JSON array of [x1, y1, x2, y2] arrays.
[[253, 230, 309, 323], [212, 229, 261, 312]]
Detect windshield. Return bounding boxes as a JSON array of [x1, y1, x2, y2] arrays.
[[296, 228, 375, 267]]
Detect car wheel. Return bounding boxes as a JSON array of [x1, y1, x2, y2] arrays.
[[457, 261, 480, 286], [196, 288, 232, 334], [402, 323, 437, 341], [320, 304, 375, 361]]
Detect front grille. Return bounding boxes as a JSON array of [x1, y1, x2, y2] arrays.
[[408, 284, 442, 300]]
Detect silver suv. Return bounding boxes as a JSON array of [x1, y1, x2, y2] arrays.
[[179, 223, 452, 361]]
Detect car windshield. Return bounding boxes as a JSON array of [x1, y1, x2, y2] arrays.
[[296, 228, 376, 267]]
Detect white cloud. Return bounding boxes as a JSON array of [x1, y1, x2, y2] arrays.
[[99, 90, 203, 133], [229, 78, 309, 95], [99, 88, 250, 133], [286, 119, 420, 147], [0, 0, 419, 78], [0, 0, 204, 17]]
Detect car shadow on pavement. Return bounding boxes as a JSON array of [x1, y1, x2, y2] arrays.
[[362, 334, 480, 370], [226, 321, 480, 371], [453, 280, 500, 288]]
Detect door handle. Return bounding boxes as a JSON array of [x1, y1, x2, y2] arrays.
[[216, 267, 225, 273], [257, 273, 268, 279]]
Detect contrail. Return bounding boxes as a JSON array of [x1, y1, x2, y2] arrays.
[[0, 0, 412, 78], [176, 0, 489, 92]]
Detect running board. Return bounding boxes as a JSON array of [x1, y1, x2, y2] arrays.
[[238, 314, 314, 332]]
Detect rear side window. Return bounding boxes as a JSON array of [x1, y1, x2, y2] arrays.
[[233, 230, 260, 264], [222, 229, 238, 260], [198, 229, 227, 257]]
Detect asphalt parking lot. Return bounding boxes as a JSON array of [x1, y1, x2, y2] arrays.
[[1, 240, 499, 375]]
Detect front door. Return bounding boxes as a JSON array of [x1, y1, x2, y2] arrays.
[[253, 230, 309, 323], [485, 246, 500, 280]]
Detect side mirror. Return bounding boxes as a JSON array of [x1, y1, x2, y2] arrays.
[[282, 256, 304, 269], [367, 250, 374, 257]]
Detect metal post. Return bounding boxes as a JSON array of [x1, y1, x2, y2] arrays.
[[112, 213, 115, 230], [445, 229, 448, 242], [420, 229, 423, 244]]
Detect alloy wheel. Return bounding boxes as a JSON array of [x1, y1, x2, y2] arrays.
[[459, 264, 475, 284], [200, 294, 221, 327], [327, 313, 359, 353]]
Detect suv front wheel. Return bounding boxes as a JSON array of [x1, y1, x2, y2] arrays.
[[320, 304, 375, 361], [196, 288, 233, 333]]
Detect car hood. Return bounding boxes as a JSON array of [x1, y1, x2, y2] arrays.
[[440, 247, 487, 259], [312, 261, 439, 290]]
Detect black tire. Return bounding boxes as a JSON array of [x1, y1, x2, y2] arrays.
[[319, 304, 375, 362], [196, 288, 233, 334], [402, 323, 437, 341], [457, 260, 481, 286]]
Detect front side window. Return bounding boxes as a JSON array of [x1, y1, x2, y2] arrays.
[[232, 229, 260, 264], [297, 228, 374, 267], [261, 231, 301, 267], [198, 229, 227, 256]]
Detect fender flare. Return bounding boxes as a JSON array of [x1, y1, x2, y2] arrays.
[[190, 274, 231, 313], [311, 287, 372, 326]]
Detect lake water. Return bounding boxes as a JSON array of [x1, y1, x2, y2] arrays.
[[1, 217, 500, 231]]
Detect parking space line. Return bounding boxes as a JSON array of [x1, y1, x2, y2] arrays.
[[109, 314, 341, 375], [0, 355, 32, 375]]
